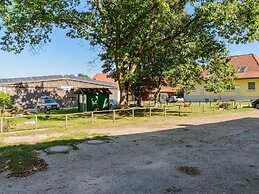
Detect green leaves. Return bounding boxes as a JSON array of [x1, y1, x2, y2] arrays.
[[203, 58, 238, 93], [0, 0, 80, 53], [0, 92, 11, 109], [194, 0, 259, 44], [0, 0, 258, 103]]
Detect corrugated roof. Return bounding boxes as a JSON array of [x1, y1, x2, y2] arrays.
[[0, 75, 117, 87]]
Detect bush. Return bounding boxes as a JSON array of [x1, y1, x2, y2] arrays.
[[0, 92, 11, 110], [2, 118, 16, 132], [216, 102, 231, 110]]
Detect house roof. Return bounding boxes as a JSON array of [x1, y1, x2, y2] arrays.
[[229, 54, 259, 79], [151, 86, 177, 93], [0, 75, 117, 87], [160, 86, 177, 93], [92, 73, 117, 83]]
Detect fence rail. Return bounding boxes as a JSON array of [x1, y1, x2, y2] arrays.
[[0, 100, 253, 134]]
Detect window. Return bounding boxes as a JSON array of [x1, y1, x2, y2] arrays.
[[239, 66, 247, 73], [248, 82, 255, 90], [45, 99, 56, 103], [226, 85, 235, 91]]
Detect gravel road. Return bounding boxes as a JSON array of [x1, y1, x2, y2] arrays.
[[1, 110, 259, 194]]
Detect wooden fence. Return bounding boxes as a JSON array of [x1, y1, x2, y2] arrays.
[[0, 100, 253, 134]]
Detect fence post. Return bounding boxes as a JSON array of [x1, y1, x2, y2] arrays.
[[191, 104, 193, 113], [178, 105, 181, 116], [203, 104, 205, 113], [132, 109, 134, 120], [65, 114, 68, 128], [113, 110, 115, 123], [149, 107, 152, 117], [240, 101, 242, 108], [35, 115, 38, 130], [199, 101, 201, 107], [91, 112, 94, 125], [0, 117, 3, 133], [164, 107, 167, 117]]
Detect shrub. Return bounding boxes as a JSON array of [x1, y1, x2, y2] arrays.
[[0, 92, 11, 110], [2, 118, 16, 132], [216, 102, 231, 110]]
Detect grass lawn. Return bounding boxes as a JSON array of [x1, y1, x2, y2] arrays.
[[0, 102, 254, 178]]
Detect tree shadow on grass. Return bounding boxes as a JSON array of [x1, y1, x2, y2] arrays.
[[0, 135, 109, 177]]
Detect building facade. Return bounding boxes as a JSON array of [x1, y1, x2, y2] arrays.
[[0, 75, 118, 109], [185, 54, 259, 102]]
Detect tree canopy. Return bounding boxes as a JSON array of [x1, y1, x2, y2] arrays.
[[0, 0, 258, 105]]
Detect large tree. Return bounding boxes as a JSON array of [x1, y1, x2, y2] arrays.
[[0, 0, 258, 106]]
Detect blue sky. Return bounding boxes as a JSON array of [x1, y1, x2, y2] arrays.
[[0, 28, 258, 79]]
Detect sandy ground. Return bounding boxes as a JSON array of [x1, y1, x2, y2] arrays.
[[4, 133, 64, 144], [0, 110, 259, 194]]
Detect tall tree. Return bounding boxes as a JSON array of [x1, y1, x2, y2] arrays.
[[1, 0, 258, 106]]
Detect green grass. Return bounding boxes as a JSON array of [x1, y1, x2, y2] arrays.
[[1, 103, 254, 136], [32, 108, 79, 115]]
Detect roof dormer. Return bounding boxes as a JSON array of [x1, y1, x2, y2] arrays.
[[238, 66, 247, 73]]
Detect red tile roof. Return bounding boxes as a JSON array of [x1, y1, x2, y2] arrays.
[[160, 86, 177, 93], [92, 73, 117, 83], [229, 54, 259, 79]]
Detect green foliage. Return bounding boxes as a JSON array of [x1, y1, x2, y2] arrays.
[[204, 58, 238, 93], [0, 0, 258, 104], [3, 118, 16, 132], [216, 102, 232, 110], [0, 92, 11, 109], [176, 89, 185, 98], [78, 73, 89, 78]]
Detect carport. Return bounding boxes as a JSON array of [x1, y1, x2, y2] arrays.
[[75, 88, 112, 112]]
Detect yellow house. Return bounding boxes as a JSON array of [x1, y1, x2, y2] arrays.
[[185, 54, 259, 101]]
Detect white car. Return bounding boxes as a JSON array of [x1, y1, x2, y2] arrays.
[[37, 96, 60, 111], [177, 98, 184, 102], [168, 96, 178, 102], [168, 96, 184, 102], [109, 99, 118, 108]]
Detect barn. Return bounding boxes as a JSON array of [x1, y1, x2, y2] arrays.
[[0, 75, 118, 109]]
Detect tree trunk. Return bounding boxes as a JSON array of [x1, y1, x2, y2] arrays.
[[154, 86, 162, 108], [137, 97, 142, 107], [118, 82, 128, 108]]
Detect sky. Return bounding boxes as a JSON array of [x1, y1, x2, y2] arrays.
[[0, 29, 258, 79]]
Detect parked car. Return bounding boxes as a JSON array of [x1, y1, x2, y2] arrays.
[[177, 98, 184, 102], [37, 96, 60, 111], [252, 99, 259, 109], [168, 96, 178, 103], [109, 99, 118, 108]]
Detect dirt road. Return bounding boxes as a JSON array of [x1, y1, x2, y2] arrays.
[[1, 110, 259, 194]]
